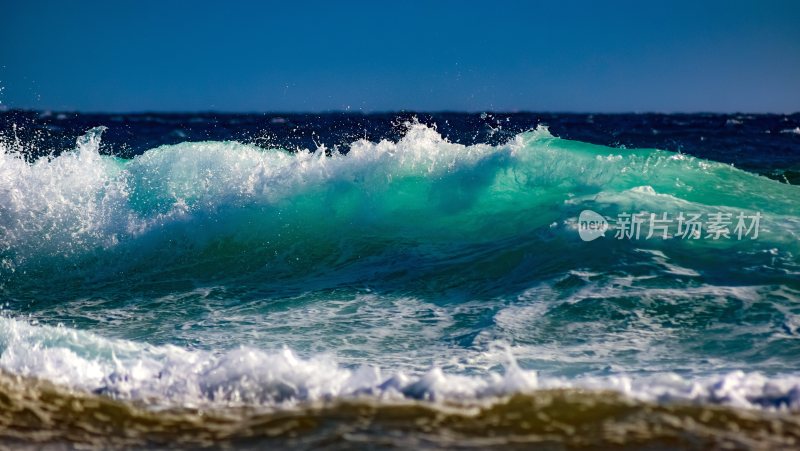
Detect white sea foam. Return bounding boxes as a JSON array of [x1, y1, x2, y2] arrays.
[[1, 316, 799, 411]]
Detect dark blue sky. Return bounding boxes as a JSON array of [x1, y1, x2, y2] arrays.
[[1, 0, 798, 112]]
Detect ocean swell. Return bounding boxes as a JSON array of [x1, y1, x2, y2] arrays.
[[1, 123, 797, 295]]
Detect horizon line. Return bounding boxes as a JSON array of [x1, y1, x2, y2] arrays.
[[2, 107, 799, 116]]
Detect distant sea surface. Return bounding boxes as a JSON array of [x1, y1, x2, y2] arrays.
[[1, 111, 799, 449]]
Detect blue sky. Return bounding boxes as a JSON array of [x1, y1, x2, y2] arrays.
[[1, 0, 798, 112]]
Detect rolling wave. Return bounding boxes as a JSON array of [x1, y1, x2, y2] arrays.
[[2, 123, 797, 290], [2, 122, 800, 448]]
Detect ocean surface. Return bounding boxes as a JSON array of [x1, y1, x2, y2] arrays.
[[1, 111, 799, 449]]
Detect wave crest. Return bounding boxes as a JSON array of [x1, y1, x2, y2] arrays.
[[2, 124, 796, 267]]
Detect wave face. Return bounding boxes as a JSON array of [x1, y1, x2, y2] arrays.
[[1, 118, 800, 448]]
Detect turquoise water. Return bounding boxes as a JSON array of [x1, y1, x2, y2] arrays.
[[1, 122, 799, 418]]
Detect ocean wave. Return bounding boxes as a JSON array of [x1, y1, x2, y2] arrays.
[[3, 315, 800, 447], [2, 122, 800, 448], [1, 316, 799, 412], [1, 123, 797, 284]]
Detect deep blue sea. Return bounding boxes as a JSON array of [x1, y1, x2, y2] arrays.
[[1, 111, 799, 449]]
